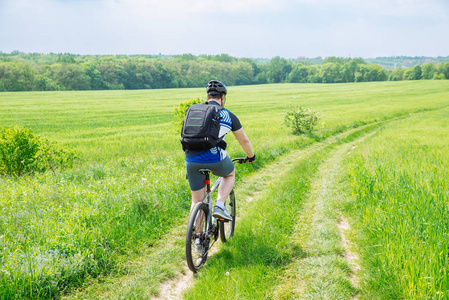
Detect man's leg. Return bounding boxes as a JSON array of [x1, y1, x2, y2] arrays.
[[212, 170, 235, 221], [191, 187, 206, 211], [216, 169, 235, 204], [191, 187, 206, 236]]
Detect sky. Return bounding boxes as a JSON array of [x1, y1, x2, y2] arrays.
[[0, 0, 448, 59]]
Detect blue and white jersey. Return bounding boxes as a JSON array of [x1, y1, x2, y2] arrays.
[[185, 102, 242, 163]]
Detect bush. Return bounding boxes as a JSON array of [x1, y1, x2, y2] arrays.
[[284, 106, 323, 134], [0, 126, 77, 176], [171, 97, 203, 133]]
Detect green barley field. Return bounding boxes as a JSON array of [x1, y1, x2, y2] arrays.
[[0, 81, 448, 299]]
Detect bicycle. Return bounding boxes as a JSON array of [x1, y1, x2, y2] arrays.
[[185, 157, 245, 273]]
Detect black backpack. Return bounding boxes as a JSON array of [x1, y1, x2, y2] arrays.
[[181, 102, 226, 151]]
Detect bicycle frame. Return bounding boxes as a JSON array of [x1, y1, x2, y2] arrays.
[[186, 157, 244, 272], [197, 170, 222, 247], [198, 157, 244, 239]]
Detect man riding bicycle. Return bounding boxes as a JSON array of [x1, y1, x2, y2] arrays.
[[185, 80, 256, 221]]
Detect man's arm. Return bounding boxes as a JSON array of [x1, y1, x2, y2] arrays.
[[232, 128, 255, 158]]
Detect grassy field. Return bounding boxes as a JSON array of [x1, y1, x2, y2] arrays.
[[0, 80, 448, 299], [348, 107, 449, 299]]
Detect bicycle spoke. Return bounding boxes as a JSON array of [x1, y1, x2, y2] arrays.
[[186, 202, 210, 272]]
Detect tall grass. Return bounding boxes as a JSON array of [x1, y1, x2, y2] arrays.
[[347, 107, 449, 299], [0, 81, 448, 297]]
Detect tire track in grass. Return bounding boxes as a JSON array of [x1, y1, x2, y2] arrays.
[[64, 117, 401, 300], [183, 122, 395, 299], [149, 125, 372, 299], [149, 138, 332, 299], [338, 217, 360, 293], [64, 129, 361, 299], [274, 130, 379, 299]]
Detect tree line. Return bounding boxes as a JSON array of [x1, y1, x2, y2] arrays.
[[0, 52, 447, 92]]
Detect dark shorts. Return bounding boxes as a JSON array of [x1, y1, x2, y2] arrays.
[[186, 156, 235, 191]]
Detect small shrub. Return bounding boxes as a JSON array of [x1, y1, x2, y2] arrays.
[[0, 126, 39, 176], [171, 97, 203, 133], [284, 106, 323, 135], [33, 138, 77, 174], [0, 125, 77, 176]]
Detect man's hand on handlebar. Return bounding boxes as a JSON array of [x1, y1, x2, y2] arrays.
[[243, 154, 256, 163]]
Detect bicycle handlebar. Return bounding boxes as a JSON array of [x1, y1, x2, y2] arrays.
[[232, 158, 245, 164], [232, 155, 256, 164]]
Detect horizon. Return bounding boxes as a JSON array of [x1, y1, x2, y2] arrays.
[[2, 50, 448, 61]]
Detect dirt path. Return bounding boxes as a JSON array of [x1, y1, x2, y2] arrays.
[[152, 128, 379, 299], [152, 266, 193, 300], [273, 130, 380, 299], [338, 217, 360, 297], [151, 241, 223, 300], [66, 121, 393, 300]]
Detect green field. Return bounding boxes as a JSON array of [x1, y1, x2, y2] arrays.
[[0, 81, 448, 299]]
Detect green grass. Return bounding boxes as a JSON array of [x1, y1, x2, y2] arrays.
[[184, 148, 324, 300], [0, 81, 448, 298], [347, 107, 449, 299], [184, 122, 385, 300]]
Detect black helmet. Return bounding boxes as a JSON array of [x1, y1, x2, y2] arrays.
[[206, 80, 227, 95]]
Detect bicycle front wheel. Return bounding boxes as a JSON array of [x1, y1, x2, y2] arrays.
[[219, 189, 236, 243], [186, 202, 210, 273]]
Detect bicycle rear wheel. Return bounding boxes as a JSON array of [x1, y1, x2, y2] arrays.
[[186, 202, 210, 272], [219, 189, 236, 243]]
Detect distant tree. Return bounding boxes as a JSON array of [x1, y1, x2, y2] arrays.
[[176, 53, 196, 61], [289, 64, 309, 83], [389, 67, 404, 81], [96, 59, 126, 89], [211, 54, 237, 63], [351, 57, 366, 65], [267, 56, 292, 83], [340, 60, 359, 82], [56, 55, 76, 64], [307, 65, 322, 83], [321, 63, 342, 83], [150, 61, 174, 89], [229, 61, 254, 85], [421, 62, 437, 79], [10, 50, 23, 55], [412, 65, 422, 80], [365, 64, 388, 81], [255, 71, 268, 84], [33, 74, 61, 91], [355, 65, 368, 82], [52, 64, 90, 90], [437, 62, 449, 79], [389, 74, 398, 81], [402, 68, 414, 80], [324, 56, 347, 64], [0, 61, 37, 91], [0, 52, 407, 92], [433, 73, 446, 80], [85, 64, 108, 90], [240, 58, 260, 77]]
